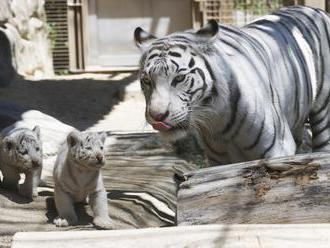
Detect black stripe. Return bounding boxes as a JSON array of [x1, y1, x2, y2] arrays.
[[244, 112, 265, 150], [168, 51, 181, 57], [171, 77, 185, 88], [313, 121, 330, 137], [199, 54, 215, 81], [313, 136, 330, 150], [189, 78, 195, 89], [229, 109, 247, 140], [190, 68, 206, 81], [179, 95, 189, 102], [311, 89, 330, 117], [310, 109, 328, 126], [148, 53, 158, 60], [221, 83, 241, 135], [188, 58, 195, 68], [170, 59, 179, 72]]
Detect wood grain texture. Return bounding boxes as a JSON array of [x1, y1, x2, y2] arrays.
[[177, 153, 330, 225], [12, 224, 330, 248], [0, 132, 196, 235]]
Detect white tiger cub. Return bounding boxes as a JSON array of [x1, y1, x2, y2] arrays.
[[53, 130, 113, 229], [0, 126, 42, 199]]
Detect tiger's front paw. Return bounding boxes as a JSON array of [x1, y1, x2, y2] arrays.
[[93, 216, 114, 230]]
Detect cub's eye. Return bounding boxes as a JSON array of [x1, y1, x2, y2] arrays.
[[36, 147, 40, 152], [100, 146, 104, 150], [141, 75, 152, 86], [173, 74, 186, 82], [86, 147, 92, 150]]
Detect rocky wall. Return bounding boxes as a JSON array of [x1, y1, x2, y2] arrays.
[[0, 0, 53, 80]]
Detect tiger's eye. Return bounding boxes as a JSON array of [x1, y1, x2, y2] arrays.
[[141, 75, 152, 85], [174, 74, 185, 82]]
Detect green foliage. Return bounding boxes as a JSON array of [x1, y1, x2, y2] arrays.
[[46, 22, 57, 50], [235, 0, 283, 15], [56, 69, 70, 75]]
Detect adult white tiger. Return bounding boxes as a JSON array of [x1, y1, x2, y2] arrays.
[[134, 6, 330, 165]]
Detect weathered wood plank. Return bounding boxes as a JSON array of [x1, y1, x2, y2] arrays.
[[177, 153, 330, 225], [11, 224, 330, 248]]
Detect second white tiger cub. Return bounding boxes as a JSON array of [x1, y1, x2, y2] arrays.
[[53, 130, 113, 229]]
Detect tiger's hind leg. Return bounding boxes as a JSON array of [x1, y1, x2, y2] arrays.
[[310, 103, 330, 152]]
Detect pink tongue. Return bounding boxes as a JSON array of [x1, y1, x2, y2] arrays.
[[152, 122, 172, 131]]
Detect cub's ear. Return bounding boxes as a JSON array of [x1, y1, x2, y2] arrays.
[[32, 125, 41, 139], [196, 19, 219, 39], [67, 131, 80, 147], [2, 137, 13, 151], [134, 27, 156, 50], [99, 132, 107, 144]]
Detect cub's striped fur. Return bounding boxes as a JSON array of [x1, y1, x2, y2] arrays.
[[0, 126, 42, 198], [53, 131, 113, 229], [134, 6, 330, 165]]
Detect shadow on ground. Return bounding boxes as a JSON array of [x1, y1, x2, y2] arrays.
[[0, 73, 137, 130]]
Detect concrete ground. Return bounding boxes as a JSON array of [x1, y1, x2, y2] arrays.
[[85, 74, 153, 133]]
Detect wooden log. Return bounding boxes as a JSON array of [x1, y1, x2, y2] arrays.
[[11, 224, 330, 248], [177, 153, 330, 225]]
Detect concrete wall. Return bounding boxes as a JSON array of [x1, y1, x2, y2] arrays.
[[304, 0, 326, 9]]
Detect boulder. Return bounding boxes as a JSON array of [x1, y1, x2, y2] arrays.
[[0, 0, 53, 79]]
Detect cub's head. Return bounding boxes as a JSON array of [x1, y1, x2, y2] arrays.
[[67, 131, 106, 170], [2, 126, 42, 171], [134, 21, 219, 141]]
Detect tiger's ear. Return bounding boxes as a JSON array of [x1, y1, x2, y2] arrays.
[[67, 131, 80, 147], [134, 27, 156, 50], [32, 125, 41, 139], [99, 132, 106, 144], [2, 137, 14, 151], [196, 20, 219, 39]]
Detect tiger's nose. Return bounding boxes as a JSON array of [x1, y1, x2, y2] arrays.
[[96, 154, 104, 164], [32, 159, 40, 168], [150, 110, 169, 122]]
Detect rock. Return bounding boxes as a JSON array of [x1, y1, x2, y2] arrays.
[[0, 0, 53, 79], [0, 1, 12, 23]]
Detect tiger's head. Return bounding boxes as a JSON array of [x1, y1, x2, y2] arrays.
[[1, 126, 42, 171], [66, 131, 106, 171], [134, 21, 221, 141]]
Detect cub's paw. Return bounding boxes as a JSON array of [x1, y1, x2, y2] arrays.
[[53, 217, 69, 227], [32, 189, 38, 198], [53, 216, 78, 227], [93, 216, 114, 230]]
